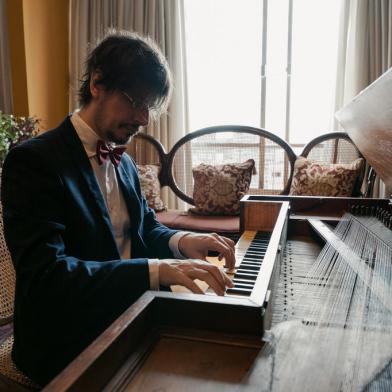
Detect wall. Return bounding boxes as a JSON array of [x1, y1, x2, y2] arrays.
[[7, 0, 69, 130], [6, 0, 28, 116]]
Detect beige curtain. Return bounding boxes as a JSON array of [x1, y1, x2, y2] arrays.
[[0, 0, 13, 114], [333, 0, 392, 197], [69, 0, 189, 208]]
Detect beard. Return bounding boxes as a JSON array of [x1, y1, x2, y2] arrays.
[[106, 127, 140, 145], [94, 109, 140, 144]]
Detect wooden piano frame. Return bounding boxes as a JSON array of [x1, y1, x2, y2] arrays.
[[43, 199, 289, 391], [43, 196, 391, 391]]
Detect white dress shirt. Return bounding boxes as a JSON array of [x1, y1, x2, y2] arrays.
[[71, 111, 186, 289]]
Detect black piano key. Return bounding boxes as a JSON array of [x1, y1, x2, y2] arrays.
[[233, 281, 254, 288], [242, 256, 264, 262], [232, 285, 254, 291], [251, 238, 269, 243], [248, 243, 268, 248], [236, 269, 259, 275], [237, 265, 259, 272], [226, 287, 253, 296], [244, 252, 265, 257], [245, 247, 266, 253], [234, 272, 257, 281], [239, 264, 261, 270], [225, 230, 272, 297], [245, 251, 266, 256], [233, 277, 256, 284]]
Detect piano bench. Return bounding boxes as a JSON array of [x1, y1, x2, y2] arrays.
[[156, 209, 241, 242]]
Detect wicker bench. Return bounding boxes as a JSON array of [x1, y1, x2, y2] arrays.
[[127, 127, 366, 242]]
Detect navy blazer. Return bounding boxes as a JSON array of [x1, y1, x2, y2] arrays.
[[1, 117, 178, 385]]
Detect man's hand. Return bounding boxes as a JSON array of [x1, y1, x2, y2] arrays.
[[178, 233, 236, 270], [159, 259, 234, 296]]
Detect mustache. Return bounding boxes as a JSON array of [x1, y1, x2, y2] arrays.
[[120, 124, 142, 135]]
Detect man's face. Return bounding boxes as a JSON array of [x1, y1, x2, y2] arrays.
[[91, 88, 150, 145]]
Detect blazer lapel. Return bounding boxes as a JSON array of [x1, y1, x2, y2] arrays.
[[116, 162, 141, 230], [58, 117, 119, 256], [115, 160, 150, 258]]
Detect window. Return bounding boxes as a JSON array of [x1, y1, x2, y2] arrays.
[[184, 0, 341, 149], [184, 0, 263, 130]]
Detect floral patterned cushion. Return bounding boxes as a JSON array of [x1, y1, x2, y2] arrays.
[[190, 159, 255, 216], [289, 157, 364, 197], [137, 164, 166, 212]]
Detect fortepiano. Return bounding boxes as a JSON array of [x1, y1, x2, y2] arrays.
[[42, 71, 392, 391]]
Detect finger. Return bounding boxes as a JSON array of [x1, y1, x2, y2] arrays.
[[220, 236, 235, 248], [212, 232, 233, 248], [223, 252, 236, 270], [217, 243, 236, 270], [195, 264, 233, 292], [211, 233, 235, 249], [195, 263, 227, 290], [220, 269, 234, 287], [206, 235, 235, 264], [188, 268, 225, 296], [178, 273, 205, 294]]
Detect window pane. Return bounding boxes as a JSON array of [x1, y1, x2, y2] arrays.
[[184, 0, 263, 131], [289, 0, 340, 144], [264, 0, 289, 139]]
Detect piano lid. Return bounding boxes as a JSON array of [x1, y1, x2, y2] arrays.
[[335, 67, 392, 190]]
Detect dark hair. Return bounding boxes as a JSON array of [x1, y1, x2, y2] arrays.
[[79, 30, 172, 114]]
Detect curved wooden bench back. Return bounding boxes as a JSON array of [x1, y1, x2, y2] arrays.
[[127, 133, 170, 188], [167, 126, 296, 205], [300, 132, 366, 196], [128, 129, 370, 204], [129, 126, 297, 206]]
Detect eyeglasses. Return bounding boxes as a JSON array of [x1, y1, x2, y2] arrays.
[[121, 91, 156, 112]]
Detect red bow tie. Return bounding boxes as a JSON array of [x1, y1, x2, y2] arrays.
[[96, 140, 127, 167]]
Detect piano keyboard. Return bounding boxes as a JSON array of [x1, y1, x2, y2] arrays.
[[225, 230, 271, 297]]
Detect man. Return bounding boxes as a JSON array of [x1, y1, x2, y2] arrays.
[[1, 31, 235, 385]]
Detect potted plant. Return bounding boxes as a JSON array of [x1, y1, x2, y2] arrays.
[[0, 112, 40, 166]]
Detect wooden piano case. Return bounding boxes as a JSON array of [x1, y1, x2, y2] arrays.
[[43, 195, 391, 391], [43, 292, 267, 391], [43, 201, 290, 392]]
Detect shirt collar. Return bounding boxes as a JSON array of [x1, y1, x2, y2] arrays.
[[71, 111, 101, 158]]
